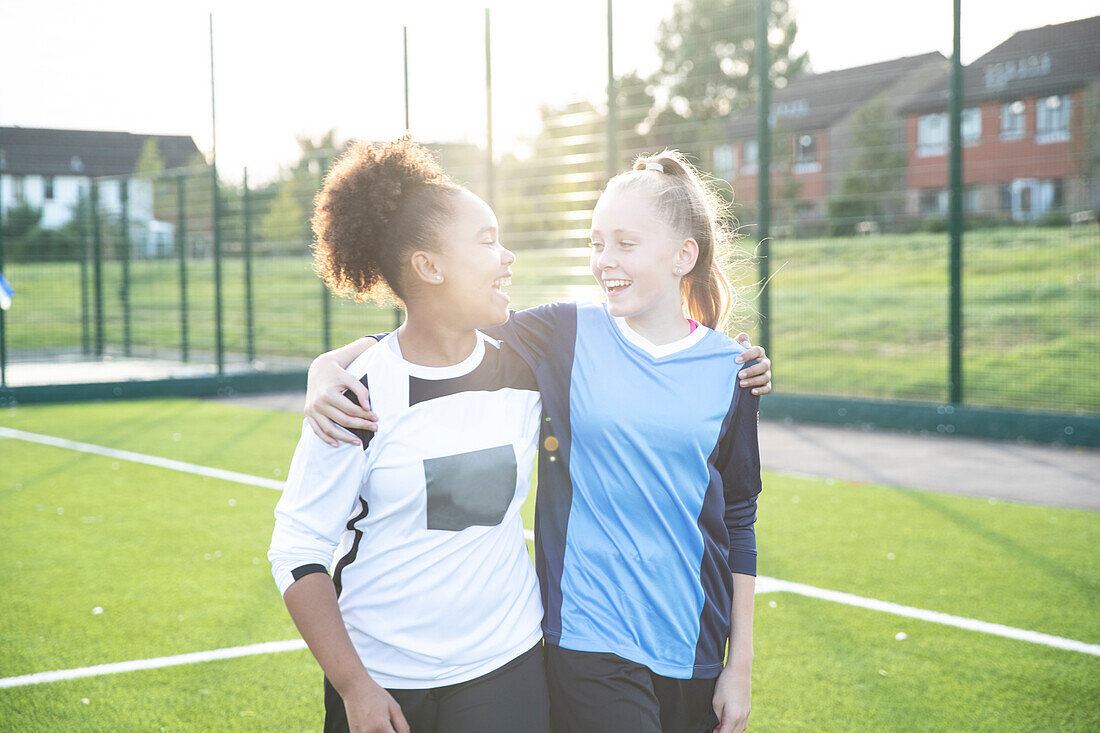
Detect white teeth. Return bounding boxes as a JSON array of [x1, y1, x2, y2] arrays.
[[492, 277, 511, 290], [604, 279, 632, 289]]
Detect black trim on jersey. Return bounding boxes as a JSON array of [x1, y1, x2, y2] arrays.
[[339, 374, 374, 451], [332, 498, 370, 598], [408, 341, 537, 407], [291, 564, 329, 582]]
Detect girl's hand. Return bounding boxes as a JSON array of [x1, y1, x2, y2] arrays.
[[343, 677, 410, 733], [305, 352, 378, 448], [712, 664, 751, 733], [733, 333, 771, 396]]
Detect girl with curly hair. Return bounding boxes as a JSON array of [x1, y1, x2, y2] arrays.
[[269, 137, 550, 733]]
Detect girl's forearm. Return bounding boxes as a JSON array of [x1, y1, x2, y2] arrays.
[[283, 573, 373, 697], [727, 572, 756, 671]]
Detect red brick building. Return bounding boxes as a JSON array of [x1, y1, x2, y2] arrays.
[[716, 54, 947, 232], [901, 15, 1100, 222]]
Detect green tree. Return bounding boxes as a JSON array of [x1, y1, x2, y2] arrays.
[[134, 137, 177, 223], [826, 98, 905, 234], [1071, 79, 1100, 212], [1, 202, 42, 239], [259, 130, 339, 249], [260, 180, 307, 247], [653, 0, 807, 122], [134, 137, 165, 177]]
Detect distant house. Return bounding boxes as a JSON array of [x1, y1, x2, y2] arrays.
[[717, 53, 948, 229], [0, 127, 202, 255], [900, 15, 1100, 222]]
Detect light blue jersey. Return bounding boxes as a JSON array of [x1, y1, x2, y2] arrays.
[[488, 302, 761, 679]]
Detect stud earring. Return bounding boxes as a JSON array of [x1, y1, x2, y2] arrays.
[[674, 268, 682, 275], [436, 275, 443, 281]]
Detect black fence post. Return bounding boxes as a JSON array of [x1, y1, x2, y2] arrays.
[[755, 0, 772, 350], [243, 167, 255, 363], [948, 0, 964, 404], [212, 164, 224, 376], [78, 191, 91, 356], [91, 179, 105, 357], [177, 173, 189, 362], [605, 0, 617, 181], [120, 178, 132, 357], [485, 7, 495, 208]]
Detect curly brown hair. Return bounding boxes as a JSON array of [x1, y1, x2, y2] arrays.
[[310, 136, 461, 304]]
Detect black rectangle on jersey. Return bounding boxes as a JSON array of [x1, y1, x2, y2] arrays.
[[424, 445, 517, 531]]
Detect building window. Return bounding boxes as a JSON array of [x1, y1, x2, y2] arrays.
[[1000, 183, 1012, 211], [43, 176, 55, 201], [962, 108, 981, 146], [919, 189, 947, 216], [792, 134, 821, 174], [917, 113, 948, 157], [70, 155, 84, 173], [1006, 178, 1062, 222], [741, 140, 758, 175], [1036, 94, 1071, 143], [1051, 178, 1064, 209], [793, 134, 816, 163], [1001, 100, 1026, 140], [712, 144, 736, 181], [11, 175, 24, 203], [963, 187, 981, 214]]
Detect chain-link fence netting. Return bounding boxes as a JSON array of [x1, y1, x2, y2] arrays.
[[1, 2, 1096, 422]]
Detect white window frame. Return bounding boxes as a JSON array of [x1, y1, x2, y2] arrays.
[[1035, 94, 1071, 144], [917, 113, 948, 157], [1000, 101, 1026, 141], [792, 134, 821, 174], [961, 108, 982, 147]]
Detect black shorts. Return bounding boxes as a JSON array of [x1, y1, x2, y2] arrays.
[[323, 642, 550, 733], [545, 644, 719, 733]]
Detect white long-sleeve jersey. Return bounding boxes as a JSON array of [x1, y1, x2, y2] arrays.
[[269, 331, 544, 688]]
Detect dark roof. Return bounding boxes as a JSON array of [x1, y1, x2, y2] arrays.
[[724, 52, 946, 139], [901, 15, 1100, 114], [0, 126, 203, 177]]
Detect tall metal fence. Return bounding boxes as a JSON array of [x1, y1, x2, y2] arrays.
[[1, 1, 1097, 444]]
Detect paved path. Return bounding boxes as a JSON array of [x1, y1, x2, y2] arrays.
[[759, 421, 1099, 511], [215, 392, 1100, 511]]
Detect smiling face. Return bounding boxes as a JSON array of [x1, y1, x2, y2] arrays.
[[425, 188, 515, 328], [589, 186, 695, 322]]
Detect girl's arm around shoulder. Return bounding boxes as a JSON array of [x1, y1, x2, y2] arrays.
[[732, 332, 772, 396], [481, 301, 575, 371], [306, 337, 383, 447]]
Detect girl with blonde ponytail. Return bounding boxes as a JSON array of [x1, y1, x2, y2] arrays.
[[305, 149, 769, 733]]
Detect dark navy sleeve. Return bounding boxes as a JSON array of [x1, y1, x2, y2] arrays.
[[482, 303, 569, 371], [718, 376, 762, 576]]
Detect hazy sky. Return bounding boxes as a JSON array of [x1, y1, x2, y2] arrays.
[[3, 0, 1096, 183]]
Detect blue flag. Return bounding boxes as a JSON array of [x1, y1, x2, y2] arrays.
[[0, 272, 12, 310]]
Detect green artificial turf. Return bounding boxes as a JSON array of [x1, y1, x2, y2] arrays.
[[1, 399, 1097, 731]]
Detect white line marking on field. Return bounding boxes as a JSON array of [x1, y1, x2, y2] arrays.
[[0, 427, 1096, 692], [0, 640, 307, 689], [758, 577, 1100, 656], [0, 427, 284, 491]]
